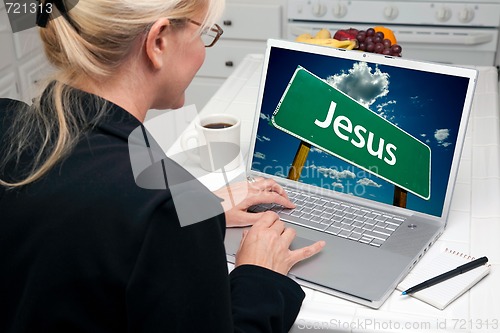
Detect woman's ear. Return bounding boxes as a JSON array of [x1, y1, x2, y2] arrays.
[[144, 18, 171, 70]]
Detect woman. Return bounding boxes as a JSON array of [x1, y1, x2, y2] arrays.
[[0, 0, 324, 332]]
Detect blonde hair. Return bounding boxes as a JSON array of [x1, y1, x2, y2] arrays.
[[0, 0, 225, 188]]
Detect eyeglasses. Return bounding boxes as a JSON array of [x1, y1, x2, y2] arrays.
[[187, 19, 224, 48]]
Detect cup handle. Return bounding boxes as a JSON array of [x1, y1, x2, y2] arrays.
[[180, 130, 200, 163]]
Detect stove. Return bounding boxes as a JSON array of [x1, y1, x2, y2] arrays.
[[287, 0, 500, 66]]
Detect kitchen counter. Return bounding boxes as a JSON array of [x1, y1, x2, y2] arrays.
[[198, 54, 500, 332]]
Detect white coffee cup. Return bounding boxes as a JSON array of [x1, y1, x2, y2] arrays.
[[181, 114, 242, 172]]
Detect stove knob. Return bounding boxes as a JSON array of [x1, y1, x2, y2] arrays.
[[332, 3, 347, 18], [458, 7, 475, 23], [436, 7, 452, 22], [312, 3, 327, 17], [383, 6, 399, 20]]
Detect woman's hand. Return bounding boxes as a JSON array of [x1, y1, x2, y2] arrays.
[[235, 211, 325, 275], [214, 177, 296, 227]]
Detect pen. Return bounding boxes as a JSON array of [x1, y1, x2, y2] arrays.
[[402, 256, 488, 295]]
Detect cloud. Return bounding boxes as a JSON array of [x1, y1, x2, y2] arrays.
[[310, 146, 326, 155], [434, 129, 449, 141], [260, 113, 270, 122], [410, 96, 420, 106], [357, 178, 382, 188], [379, 100, 396, 107], [375, 100, 397, 122], [332, 182, 344, 190], [254, 152, 266, 160], [256, 135, 271, 142], [326, 62, 390, 107], [376, 100, 396, 113], [410, 95, 435, 110], [317, 166, 356, 180], [434, 129, 452, 147]]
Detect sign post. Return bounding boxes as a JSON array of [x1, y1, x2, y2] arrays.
[[287, 141, 311, 181]]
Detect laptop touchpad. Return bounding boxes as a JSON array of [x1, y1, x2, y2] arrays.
[[290, 236, 316, 251]]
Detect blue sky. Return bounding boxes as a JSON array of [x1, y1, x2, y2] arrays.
[[252, 47, 470, 217]]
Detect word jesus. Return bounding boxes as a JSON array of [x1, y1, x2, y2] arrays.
[[314, 101, 397, 166]]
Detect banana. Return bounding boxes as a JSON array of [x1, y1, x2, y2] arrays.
[[295, 30, 357, 50], [296, 37, 357, 49], [315, 28, 331, 39], [295, 33, 313, 42], [345, 39, 357, 50]]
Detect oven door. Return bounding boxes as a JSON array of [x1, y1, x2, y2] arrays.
[[288, 22, 499, 66]]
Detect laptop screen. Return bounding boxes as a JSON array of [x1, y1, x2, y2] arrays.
[[250, 41, 476, 218]]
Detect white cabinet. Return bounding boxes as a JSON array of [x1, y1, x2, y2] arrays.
[[18, 53, 54, 102], [0, 9, 53, 103], [0, 72, 19, 100], [0, 7, 20, 100], [184, 0, 285, 111], [218, 3, 282, 41], [199, 39, 273, 78]]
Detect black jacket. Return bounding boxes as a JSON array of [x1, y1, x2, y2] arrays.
[[0, 93, 304, 333]]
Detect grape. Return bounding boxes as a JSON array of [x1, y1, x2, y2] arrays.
[[391, 44, 402, 54], [354, 27, 401, 56], [374, 43, 384, 53], [357, 32, 366, 43]]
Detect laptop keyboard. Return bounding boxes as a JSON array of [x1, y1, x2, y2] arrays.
[[250, 185, 406, 247]]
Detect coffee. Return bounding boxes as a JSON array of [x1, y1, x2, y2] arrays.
[[182, 113, 241, 172], [203, 122, 233, 129]]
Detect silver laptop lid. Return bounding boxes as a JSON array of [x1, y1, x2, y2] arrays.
[[247, 39, 477, 223]]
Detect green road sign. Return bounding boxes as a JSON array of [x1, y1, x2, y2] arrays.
[[271, 66, 431, 200]]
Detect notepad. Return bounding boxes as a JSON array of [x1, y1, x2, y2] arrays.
[[397, 248, 491, 310]]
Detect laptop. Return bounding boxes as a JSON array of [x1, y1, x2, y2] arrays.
[[224, 39, 478, 309]]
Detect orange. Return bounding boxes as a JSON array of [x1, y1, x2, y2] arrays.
[[374, 26, 397, 45]]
